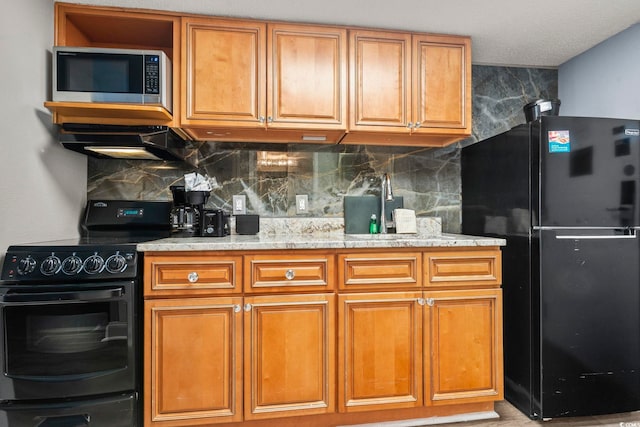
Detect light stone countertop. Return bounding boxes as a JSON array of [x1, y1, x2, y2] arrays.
[[137, 217, 505, 252]]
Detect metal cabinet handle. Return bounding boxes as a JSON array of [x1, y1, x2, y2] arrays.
[[258, 116, 266, 124], [426, 298, 435, 306], [406, 122, 413, 129], [244, 303, 252, 312], [267, 116, 274, 123], [417, 298, 426, 306], [233, 304, 241, 313], [414, 122, 421, 129], [285, 269, 295, 280], [188, 272, 199, 283]]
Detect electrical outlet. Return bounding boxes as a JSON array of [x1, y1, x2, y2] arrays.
[[296, 195, 309, 215], [232, 195, 246, 215]]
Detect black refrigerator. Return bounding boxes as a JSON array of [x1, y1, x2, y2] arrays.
[[461, 116, 640, 419]]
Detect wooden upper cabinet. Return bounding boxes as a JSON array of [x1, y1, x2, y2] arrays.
[[181, 18, 266, 127], [413, 34, 471, 133], [348, 30, 411, 131], [267, 24, 347, 129], [181, 18, 347, 143], [344, 30, 471, 147], [51, 5, 470, 147]]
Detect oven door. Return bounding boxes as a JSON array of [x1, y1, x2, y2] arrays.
[[0, 281, 137, 401]]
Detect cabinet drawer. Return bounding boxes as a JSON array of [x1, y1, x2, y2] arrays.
[[244, 253, 334, 293], [425, 249, 502, 288], [338, 252, 421, 291], [144, 254, 242, 296]]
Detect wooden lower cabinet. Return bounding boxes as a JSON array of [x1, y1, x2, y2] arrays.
[[144, 297, 243, 426], [338, 292, 424, 412], [244, 293, 335, 420], [144, 248, 503, 426], [426, 289, 504, 405]]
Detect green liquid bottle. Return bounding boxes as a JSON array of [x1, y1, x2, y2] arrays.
[[369, 214, 378, 234]]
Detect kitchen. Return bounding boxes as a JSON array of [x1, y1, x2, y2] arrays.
[[1, 0, 640, 426]]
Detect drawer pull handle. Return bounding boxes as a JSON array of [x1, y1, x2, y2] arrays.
[[285, 269, 295, 280], [188, 272, 199, 283]]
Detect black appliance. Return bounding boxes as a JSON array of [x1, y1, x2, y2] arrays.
[[59, 124, 199, 166], [0, 200, 171, 427], [462, 116, 640, 420], [170, 185, 229, 237]]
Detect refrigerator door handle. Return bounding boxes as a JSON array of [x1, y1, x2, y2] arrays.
[[555, 230, 637, 240]]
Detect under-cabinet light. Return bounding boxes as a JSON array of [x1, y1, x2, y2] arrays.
[[84, 147, 163, 160]]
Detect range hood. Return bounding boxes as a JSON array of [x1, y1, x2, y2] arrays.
[[59, 124, 199, 166]]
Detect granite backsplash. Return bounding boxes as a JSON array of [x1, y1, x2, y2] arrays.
[[87, 65, 557, 233]]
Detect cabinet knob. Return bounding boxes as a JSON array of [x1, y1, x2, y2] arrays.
[[406, 122, 413, 129], [244, 303, 252, 312], [188, 272, 199, 283], [285, 269, 296, 280], [414, 122, 421, 129], [417, 298, 426, 306], [259, 116, 266, 124], [426, 298, 435, 306], [267, 116, 274, 123], [233, 304, 241, 313]]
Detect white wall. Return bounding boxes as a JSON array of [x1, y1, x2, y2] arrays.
[[559, 23, 640, 119], [0, 2, 87, 258]]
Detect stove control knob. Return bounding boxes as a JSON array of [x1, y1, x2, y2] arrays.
[[62, 255, 83, 275], [105, 253, 128, 273], [17, 256, 37, 275], [83, 254, 105, 274], [41, 255, 62, 276]]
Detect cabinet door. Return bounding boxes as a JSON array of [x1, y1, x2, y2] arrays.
[[267, 23, 347, 129], [181, 18, 266, 126], [338, 292, 423, 412], [412, 35, 471, 133], [244, 293, 335, 420], [349, 30, 412, 131], [145, 297, 243, 426], [425, 289, 503, 405]]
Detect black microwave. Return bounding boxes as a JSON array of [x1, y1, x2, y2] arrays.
[[52, 46, 172, 112]]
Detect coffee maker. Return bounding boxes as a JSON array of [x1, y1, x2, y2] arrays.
[[170, 185, 229, 237], [170, 185, 208, 236]]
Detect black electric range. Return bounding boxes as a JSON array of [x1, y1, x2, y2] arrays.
[[0, 200, 171, 427]]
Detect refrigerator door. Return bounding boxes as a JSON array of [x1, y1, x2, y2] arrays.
[[539, 116, 640, 227], [538, 228, 640, 418]]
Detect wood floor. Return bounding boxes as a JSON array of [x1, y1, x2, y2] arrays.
[[452, 400, 640, 426]]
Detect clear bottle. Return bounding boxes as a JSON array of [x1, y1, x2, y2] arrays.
[[369, 214, 378, 234]]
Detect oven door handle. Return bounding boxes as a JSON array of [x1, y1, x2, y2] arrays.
[[1, 287, 124, 303]]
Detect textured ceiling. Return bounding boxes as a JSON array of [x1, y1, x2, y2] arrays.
[[70, 0, 640, 67]]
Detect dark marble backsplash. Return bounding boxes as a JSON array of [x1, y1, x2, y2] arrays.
[[88, 65, 557, 233]]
